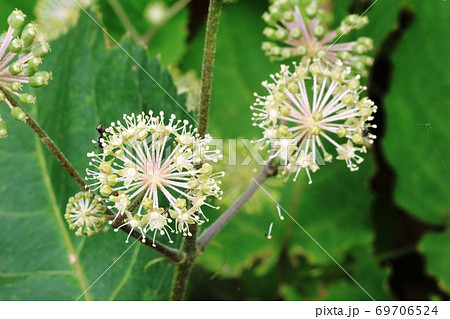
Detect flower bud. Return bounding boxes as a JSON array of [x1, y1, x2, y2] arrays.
[[175, 198, 187, 209], [8, 9, 26, 30], [28, 57, 42, 67], [314, 25, 324, 37], [10, 82, 22, 92], [21, 66, 37, 77], [9, 62, 23, 75], [11, 107, 28, 122], [289, 28, 301, 39], [99, 161, 112, 174], [20, 93, 36, 104], [31, 41, 51, 57], [283, 11, 294, 22], [107, 174, 118, 186], [263, 27, 276, 40], [29, 71, 52, 88], [142, 198, 154, 210], [200, 163, 213, 176], [100, 185, 113, 197], [0, 91, 5, 103], [21, 23, 38, 46], [9, 37, 23, 53]]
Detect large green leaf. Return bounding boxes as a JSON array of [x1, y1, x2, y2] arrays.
[[382, 1, 450, 225], [0, 12, 188, 300], [419, 232, 450, 294]]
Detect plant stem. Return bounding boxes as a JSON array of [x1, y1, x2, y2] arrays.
[[107, 0, 141, 44], [197, 164, 278, 251], [196, 0, 223, 137], [3, 92, 87, 190], [1, 90, 181, 263], [169, 0, 223, 301], [141, 0, 192, 45], [169, 224, 198, 300]]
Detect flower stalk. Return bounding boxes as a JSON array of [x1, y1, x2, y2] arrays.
[[197, 162, 278, 251], [170, 0, 224, 301]]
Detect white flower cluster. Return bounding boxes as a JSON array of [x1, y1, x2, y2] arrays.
[[85, 111, 223, 245], [251, 61, 377, 183]]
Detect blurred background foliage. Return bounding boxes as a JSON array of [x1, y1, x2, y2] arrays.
[[0, 0, 448, 300]]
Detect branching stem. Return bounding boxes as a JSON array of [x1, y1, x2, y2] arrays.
[[197, 164, 278, 250], [170, 0, 223, 301]]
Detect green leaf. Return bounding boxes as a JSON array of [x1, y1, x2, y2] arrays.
[[382, 1, 450, 225], [419, 232, 450, 294], [287, 156, 375, 265], [352, 0, 412, 48], [324, 246, 392, 301], [0, 12, 188, 300]]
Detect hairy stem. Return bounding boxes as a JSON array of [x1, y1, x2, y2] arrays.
[[1, 90, 181, 263], [170, 0, 223, 301], [196, 0, 223, 137], [107, 0, 141, 44], [197, 164, 278, 250], [142, 0, 191, 45], [169, 224, 198, 300]]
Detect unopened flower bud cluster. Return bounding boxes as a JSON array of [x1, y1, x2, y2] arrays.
[[0, 9, 52, 138], [262, 0, 373, 76], [65, 192, 107, 237]]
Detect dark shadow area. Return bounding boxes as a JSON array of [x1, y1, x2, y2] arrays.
[[368, 9, 449, 301]]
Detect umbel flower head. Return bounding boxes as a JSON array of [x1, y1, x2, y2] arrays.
[[262, 0, 373, 76], [251, 60, 377, 184], [86, 111, 223, 245], [65, 192, 107, 237], [0, 9, 52, 137]]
